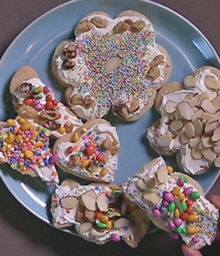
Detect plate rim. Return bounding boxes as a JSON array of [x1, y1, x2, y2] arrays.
[[0, 0, 220, 228]]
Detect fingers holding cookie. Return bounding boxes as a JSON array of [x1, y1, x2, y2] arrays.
[[123, 157, 219, 250]]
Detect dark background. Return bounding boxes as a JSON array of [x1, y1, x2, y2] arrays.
[[0, 1, 220, 255]]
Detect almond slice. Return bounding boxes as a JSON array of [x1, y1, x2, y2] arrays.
[[213, 144, 220, 154], [202, 148, 216, 162], [105, 57, 122, 73], [204, 119, 218, 135], [189, 137, 200, 149], [156, 166, 168, 184], [192, 119, 204, 137], [81, 192, 97, 211], [60, 196, 79, 209], [157, 133, 172, 147], [212, 96, 220, 111], [177, 102, 194, 120], [211, 126, 220, 142], [191, 148, 203, 160], [136, 179, 149, 190], [201, 136, 213, 148], [170, 120, 184, 132], [179, 134, 190, 145], [143, 191, 160, 204], [205, 76, 220, 90], [78, 222, 93, 233], [183, 75, 197, 88], [164, 100, 177, 114], [184, 122, 195, 138], [114, 218, 130, 229], [96, 195, 108, 212], [200, 99, 216, 114], [214, 157, 220, 167]]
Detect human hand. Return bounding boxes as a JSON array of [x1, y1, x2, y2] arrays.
[[181, 195, 220, 256]]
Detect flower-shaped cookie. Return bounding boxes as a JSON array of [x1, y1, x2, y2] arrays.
[[10, 66, 82, 138], [123, 157, 219, 250], [51, 179, 150, 247], [147, 66, 220, 175], [0, 117, 59, 184], [52, 10, 172, 121]]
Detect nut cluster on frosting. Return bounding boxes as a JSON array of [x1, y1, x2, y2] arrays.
[[10, 68, 82, 139], [147, 67, 220, 174], [51, 182, 149, 247]]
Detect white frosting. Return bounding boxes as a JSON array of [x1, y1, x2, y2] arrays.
[[123, 157, 219, 250], [56, 123, 119, 182], [147, 68, 220, 175]]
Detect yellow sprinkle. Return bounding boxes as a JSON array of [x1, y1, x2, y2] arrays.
[[187, 226, 200, 235], [106, 220, 112, 229], [80, 159, 90, 168], [100, 168, 107, 177], [21, 122, 32, 131], [174, 208, 180, 218], [187, 214, 199, 222], [109, 185, 120, 190], [72, 131, 79, 142], [6, 134, 15, 144], [6, 119, 16, 126], [35, 141, 43, 147], [15, 135, 22, 144], [101, 215, 109, 223], [172, 186, 181, 196], [17, 117, 27, 124], [24, 150, 33, 159], [58, 127, 66, 134], [82, 127, 87, 133], [167, 166, 173, 174], [36, 86, 44, 92], [178, 193, 185, 201]]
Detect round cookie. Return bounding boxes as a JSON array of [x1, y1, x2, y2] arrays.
[[10, 66, 83, 138], [52, 10, 172, 121], [147, 66, 220, 175], [53, 119, 120, 183], [123, 157, 219, 250], [0, 117, 59, 184], [50, 179, 150, 247]]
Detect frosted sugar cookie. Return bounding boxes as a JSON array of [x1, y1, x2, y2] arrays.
[[0, 117, 59, 184], [147, 66, 220, 175], [10, 66, 82, 138], [52, 10, 172, 121], [123, 157, 219, 250], [51, 179, 150, 247], [53, 119, 120, 182]]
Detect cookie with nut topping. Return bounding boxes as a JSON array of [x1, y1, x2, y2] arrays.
[[50, 178, 150, 247], [53, 119, 120, 182], [10, 66, 83, 138], [52, 10, 172, 121], [147, 66, 220, 175], [122, 157, 219, 250]]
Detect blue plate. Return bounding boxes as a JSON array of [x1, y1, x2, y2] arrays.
[[0, 0, 220, 231]]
